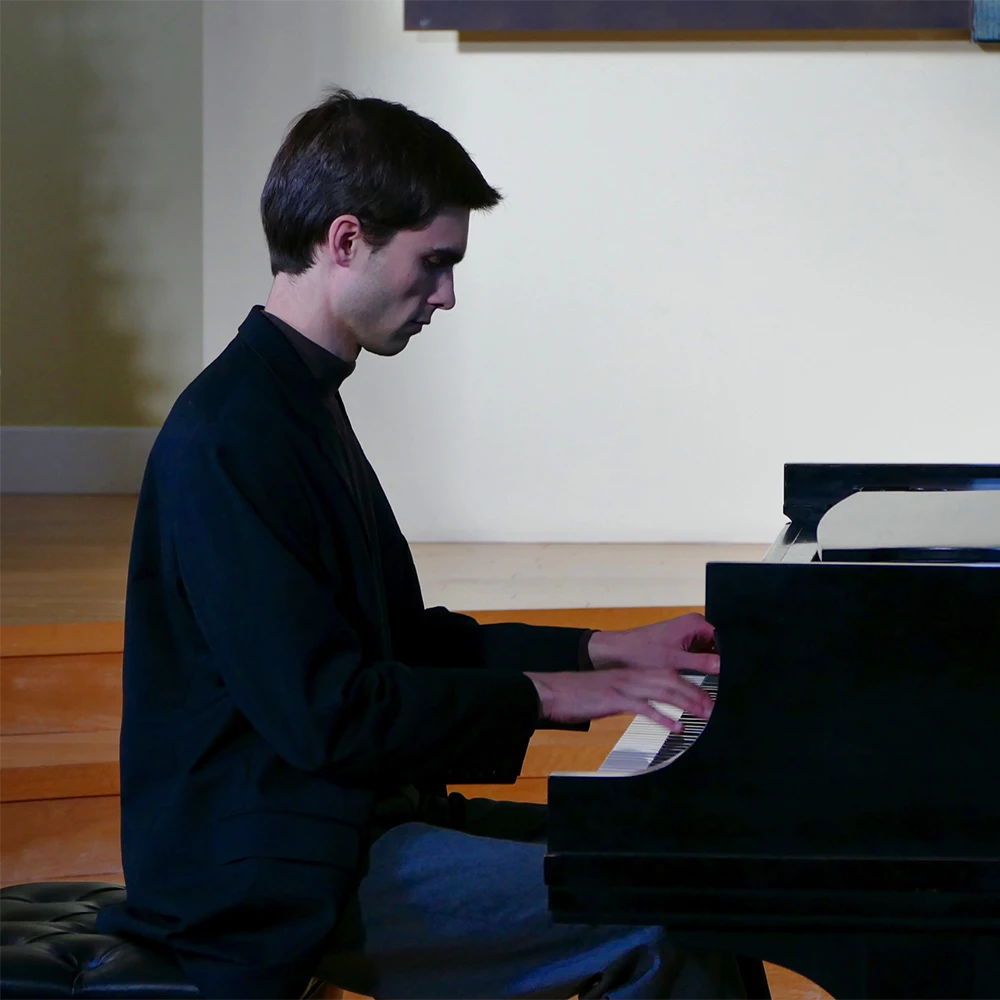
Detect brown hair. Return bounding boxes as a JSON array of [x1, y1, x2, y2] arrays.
[[261, 89, 502, 276]]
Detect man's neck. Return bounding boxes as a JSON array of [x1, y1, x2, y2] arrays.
[[264, 276, 361, 363]]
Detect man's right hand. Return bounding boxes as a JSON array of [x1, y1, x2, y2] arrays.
[[524, 665, 715, 730]]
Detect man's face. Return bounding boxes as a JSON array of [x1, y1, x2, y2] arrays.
[[338, 206, 470, 357]]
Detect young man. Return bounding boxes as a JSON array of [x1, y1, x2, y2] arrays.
[[100, 91, 754, 999]]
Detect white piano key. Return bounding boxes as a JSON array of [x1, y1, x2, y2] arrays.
[[598, 676, 710, 775]]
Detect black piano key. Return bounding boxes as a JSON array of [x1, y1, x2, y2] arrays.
[[648, 674, 719, 767], [650, 737, 686, 766]]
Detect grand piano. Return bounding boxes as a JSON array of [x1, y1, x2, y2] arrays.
[[546, 464, 1000, 999]]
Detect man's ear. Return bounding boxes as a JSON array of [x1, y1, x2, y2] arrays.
[[326, 215, 363, 267]]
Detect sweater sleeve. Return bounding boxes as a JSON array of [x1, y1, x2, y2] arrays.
[[396, 605, 594, 674]]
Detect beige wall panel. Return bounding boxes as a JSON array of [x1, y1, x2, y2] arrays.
[[0, 0, 202, 427]]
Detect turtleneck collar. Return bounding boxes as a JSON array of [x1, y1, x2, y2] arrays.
[[260, 307, 356, 396]]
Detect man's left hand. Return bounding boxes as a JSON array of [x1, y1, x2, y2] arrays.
[[587, 612, 720, 677]]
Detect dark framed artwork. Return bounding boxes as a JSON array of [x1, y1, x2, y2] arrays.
[[404, 1, 1000, 43]]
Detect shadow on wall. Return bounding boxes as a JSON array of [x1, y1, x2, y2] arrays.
[[0, 1, 163, 427]]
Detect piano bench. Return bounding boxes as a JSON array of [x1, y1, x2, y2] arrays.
[[0, 881, 346, 999]]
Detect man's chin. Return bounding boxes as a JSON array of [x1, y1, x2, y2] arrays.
[[362, 335, 411, 358]]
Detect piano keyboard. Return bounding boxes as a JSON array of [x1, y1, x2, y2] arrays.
[[598, 673, 718, 775]]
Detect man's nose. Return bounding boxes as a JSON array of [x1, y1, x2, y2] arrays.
[[428, 272, 456, 311]]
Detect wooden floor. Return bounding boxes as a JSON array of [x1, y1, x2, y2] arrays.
[[0, 495, 829, 999], [1, 495, 138, 627], [0, 495, 768, 626]]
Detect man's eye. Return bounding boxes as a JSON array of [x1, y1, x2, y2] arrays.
[[423, 258, 443, 271]]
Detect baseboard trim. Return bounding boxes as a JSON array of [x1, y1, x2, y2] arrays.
[[0, 427, 157, 494]]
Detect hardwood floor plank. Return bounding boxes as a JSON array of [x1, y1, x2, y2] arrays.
[[0, 621, 124, 658], [449, 778, 548, 803], [47, 870, 124, 886], [2, 651, 123, 733], [764, 963, 834, 999], [1, 795, 121, 884], [466, 606, 704, 628], [1, 731, 120, 801], [0, 496, 136, 627]]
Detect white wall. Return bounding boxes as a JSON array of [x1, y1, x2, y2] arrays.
[[203, 0, 1000, 543]]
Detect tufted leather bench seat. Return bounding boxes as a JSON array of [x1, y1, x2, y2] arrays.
[[0, 882, 198, 1000], [0, 883, 340, 999], [0, 882, 197, 998]]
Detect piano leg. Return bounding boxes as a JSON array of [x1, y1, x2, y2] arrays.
[[735, 956, 772, 999]]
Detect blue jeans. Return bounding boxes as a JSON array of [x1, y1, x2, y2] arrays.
[[318, 798, 750, 999]]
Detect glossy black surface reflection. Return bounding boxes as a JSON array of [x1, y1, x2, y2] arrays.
[[817, 489, 1000, 564]]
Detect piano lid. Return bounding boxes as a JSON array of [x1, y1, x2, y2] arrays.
[[817, 489, 1000, 563]]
